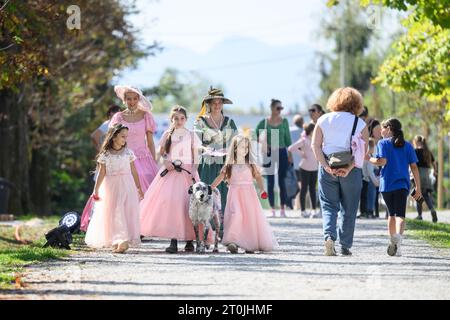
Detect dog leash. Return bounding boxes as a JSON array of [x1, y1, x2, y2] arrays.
[[161, 160, 196, 184]]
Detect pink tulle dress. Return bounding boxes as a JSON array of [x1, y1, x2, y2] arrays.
[[140, 128, 202, 240], [109, 111, 158, 193], [222, 165, 278, 252], [85, 148, 141, 248]]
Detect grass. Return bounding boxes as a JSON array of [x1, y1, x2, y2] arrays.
[[406, 219, 450, 249], [0, 216, 84, 290]]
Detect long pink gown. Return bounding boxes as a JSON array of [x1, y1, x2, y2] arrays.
[[222, 165, 278, 252], [110, 111, 158, 193], [140, 128, 202, 240], [85, 148, 141, 248]]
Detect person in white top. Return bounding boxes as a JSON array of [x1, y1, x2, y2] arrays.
[[312, 87, 369, 257], [289, 114, 304, 210], [91, 105, 121, 152], [288, 122, 319, 218]]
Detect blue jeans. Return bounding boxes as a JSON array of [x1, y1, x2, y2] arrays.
[[266, 148, 289, 208], [319, 166, 362, 249], [366, 181, 377, 212]]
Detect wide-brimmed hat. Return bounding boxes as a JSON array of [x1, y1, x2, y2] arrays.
[[197, 87, 233, 119], [114, 85, 153, 112]]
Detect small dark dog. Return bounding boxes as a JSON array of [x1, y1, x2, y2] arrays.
[[188, 181, 221, 253]]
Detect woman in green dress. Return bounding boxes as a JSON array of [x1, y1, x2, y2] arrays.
[[194, 87, 237, 238]]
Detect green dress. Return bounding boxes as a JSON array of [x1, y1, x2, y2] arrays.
[[194, 115, 237, 219]]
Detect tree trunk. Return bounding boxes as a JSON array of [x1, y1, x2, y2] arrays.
[[0, 89, 32, 215], [30, 147, 52, 215]]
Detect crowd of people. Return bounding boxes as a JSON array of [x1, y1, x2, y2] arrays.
[[80, 85, 439, 257]]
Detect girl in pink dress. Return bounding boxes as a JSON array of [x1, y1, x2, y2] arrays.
[[140, 106, 201, 253], [110, 85, 158, 194], [85, 124, 144, 253], [211, 135, 278, 253]]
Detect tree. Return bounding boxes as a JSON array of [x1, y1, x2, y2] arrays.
[[319, 0, 378, 99], [0, 1, 158, 215], [143, 68, 213, 113]]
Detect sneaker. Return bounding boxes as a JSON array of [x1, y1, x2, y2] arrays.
[[184, 240, 195, 252], [310, 209, 321, 219], [415, 215, 423, 221], [387, 234, 399, 256], [301, 210, 310, 218], [324, 239, 337, 256], [280, 210, 287, 218], [341, 247, 352, 256], [271, 210, 276, 218], [227, 243, 238, 254], [245, 250, 254, 254]]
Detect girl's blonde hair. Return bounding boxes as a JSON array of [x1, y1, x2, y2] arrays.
[[223, 135, 259, 182], [327, 87, 364, 115], [163, 105, 188, 155]]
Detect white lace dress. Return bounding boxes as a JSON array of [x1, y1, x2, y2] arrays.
[[85, 148, 141, 248]]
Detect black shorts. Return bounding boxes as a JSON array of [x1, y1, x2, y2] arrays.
[[382, 189, 409, 218]]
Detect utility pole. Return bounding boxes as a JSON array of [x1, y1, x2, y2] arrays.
[[339, 0, 347, 87]]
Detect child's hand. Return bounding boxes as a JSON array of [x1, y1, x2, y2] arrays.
[[260, 191, 268, 199], [364, 153, 371, 161]]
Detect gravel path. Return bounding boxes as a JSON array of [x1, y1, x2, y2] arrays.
[[2, 211, 450, 300]]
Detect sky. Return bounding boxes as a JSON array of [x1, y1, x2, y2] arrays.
[[117, 0, 402, 113]]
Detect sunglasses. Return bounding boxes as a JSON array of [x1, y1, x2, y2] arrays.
[[308, 109, 317, 113], [276, 106, 284, 111]]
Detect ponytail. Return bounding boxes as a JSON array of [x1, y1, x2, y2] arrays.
[[392, 129, 405, 148], [382, 118, 405, 148], [164, 126, 176, 155]]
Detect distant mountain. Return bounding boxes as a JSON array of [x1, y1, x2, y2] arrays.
[[117, 36, 322, 112]]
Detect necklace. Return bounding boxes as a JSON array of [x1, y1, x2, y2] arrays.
[[127, 107, 138, 115], [209, 114, 223, 129]]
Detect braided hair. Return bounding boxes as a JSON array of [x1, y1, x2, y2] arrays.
[[382, 118, 405, 148]]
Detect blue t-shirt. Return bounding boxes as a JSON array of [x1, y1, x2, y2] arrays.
[[375, 138, 418, 192]]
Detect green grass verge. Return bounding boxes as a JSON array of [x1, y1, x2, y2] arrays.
[[406, 219, 450, 249], [0, 216, 76, 290]]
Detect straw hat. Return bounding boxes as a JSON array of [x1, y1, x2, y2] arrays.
[[197, 86, 233, 119], [114, 85, 153, 112]]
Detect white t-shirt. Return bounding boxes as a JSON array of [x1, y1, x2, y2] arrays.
[[317, 112, 366, 156]]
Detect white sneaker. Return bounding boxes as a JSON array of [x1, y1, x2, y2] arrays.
[[324, 239, 337, 256], [387, 234, 400, 256], [310, 209, 321, 219], [301, 210, 310, 218]]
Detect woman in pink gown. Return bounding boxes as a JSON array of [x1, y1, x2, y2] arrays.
[[211, 135, 278, 253], [110, 85, 158, 193]]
